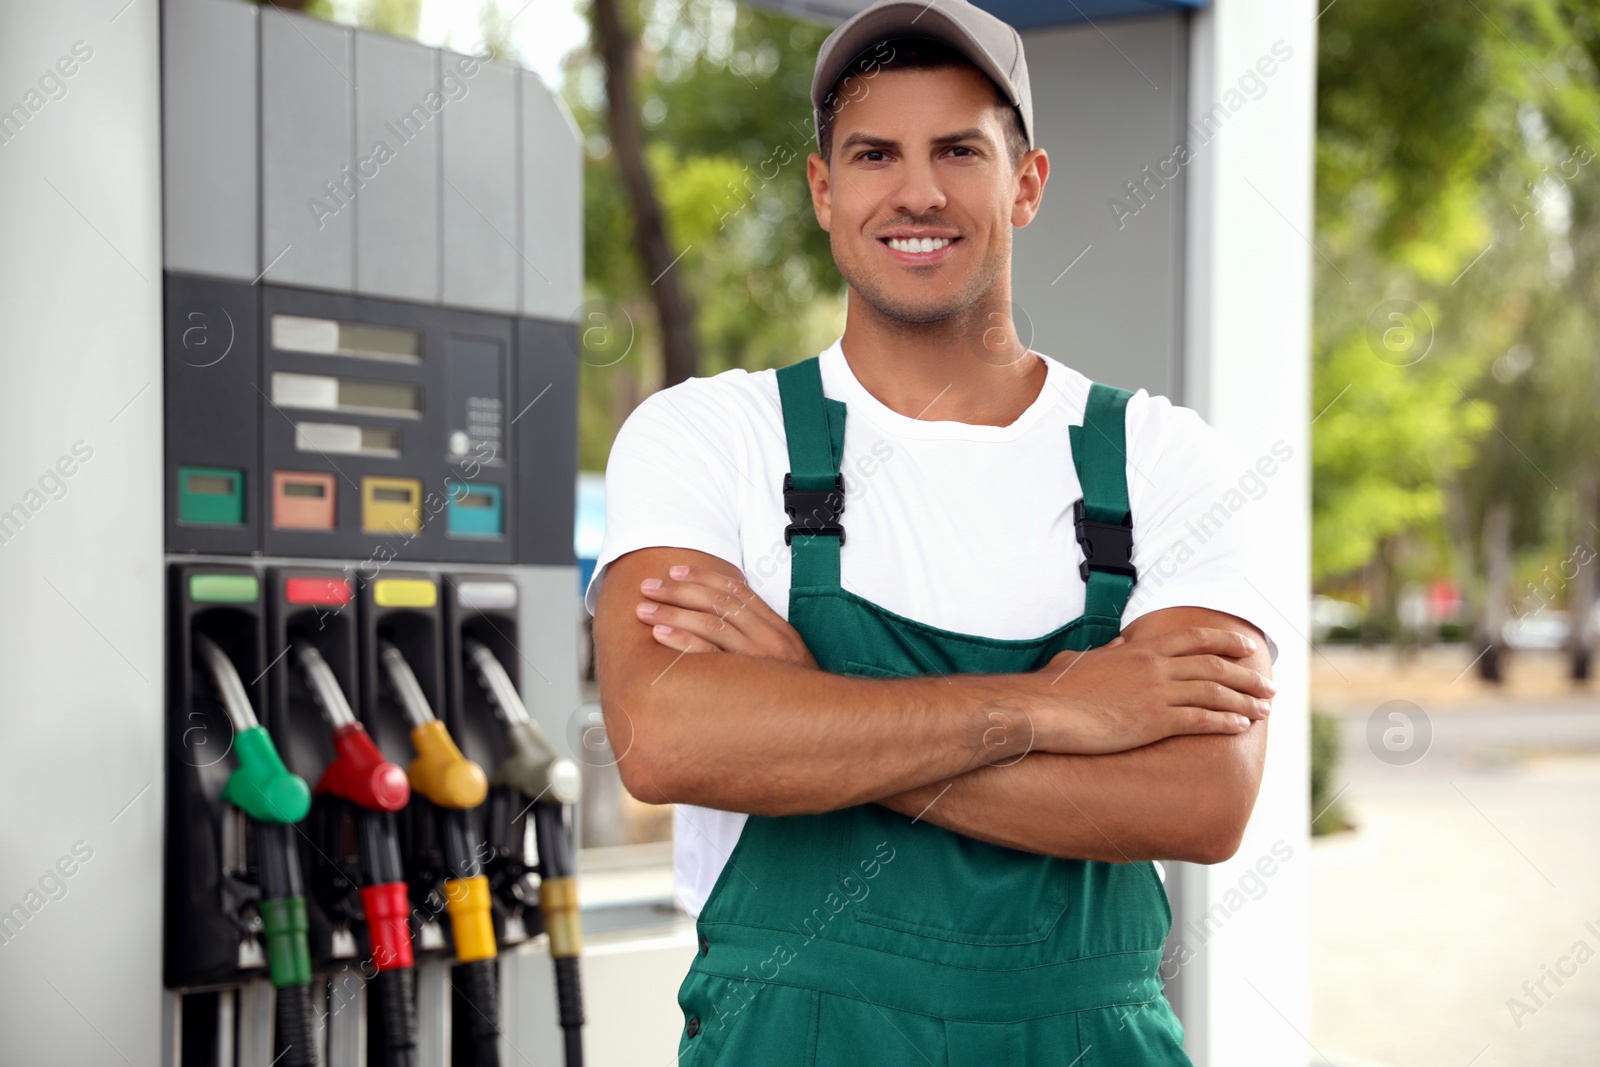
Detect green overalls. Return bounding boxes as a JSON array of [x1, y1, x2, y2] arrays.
[[675, 356, 1192, 1066]]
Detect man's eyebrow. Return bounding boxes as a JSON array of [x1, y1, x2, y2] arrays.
[[837, 128, 995, 154]]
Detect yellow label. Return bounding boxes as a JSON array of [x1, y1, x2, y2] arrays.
[[362, 476, 423, 535], [373, 577, 437, 609]]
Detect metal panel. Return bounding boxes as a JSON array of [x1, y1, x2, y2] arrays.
[[162, 0, 259, 281], [261, 8, 354, 291], [519, 71, 583, 322], [514, 317, 578, 566], [1009, 14, 1188, 398], [164, 271, 263, 555], [354, 33, 441, 303], [0, 2, 165, 1062], [442, 56, 521, 314]]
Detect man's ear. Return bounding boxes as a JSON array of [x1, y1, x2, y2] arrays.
[[1012, 147, 1049, 228], [807, 152, 833, 232]]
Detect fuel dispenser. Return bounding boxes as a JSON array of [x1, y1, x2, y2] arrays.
[[159, 4, 584, 1064]]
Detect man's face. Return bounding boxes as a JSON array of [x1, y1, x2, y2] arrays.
[[808, 63, 1045, 328]]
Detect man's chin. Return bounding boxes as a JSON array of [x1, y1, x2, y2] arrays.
[[850, 285, 970, 328]]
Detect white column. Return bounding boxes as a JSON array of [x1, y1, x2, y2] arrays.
[[0, 2, 165, 1064], [1179, 0, 1317, 1064]]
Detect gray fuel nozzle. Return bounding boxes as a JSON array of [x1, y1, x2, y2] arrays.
[[464, 639, 581, 807]]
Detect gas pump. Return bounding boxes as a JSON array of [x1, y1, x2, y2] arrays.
[[157, 6, 584, 1063]]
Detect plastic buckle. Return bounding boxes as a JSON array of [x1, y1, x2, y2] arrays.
[[1074, 498, 1135, 582], [783, 472, 846, 546]]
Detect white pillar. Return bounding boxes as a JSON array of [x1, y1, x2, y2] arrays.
[[1179, 1, 1316, 1064], [0, 2, 165, 1064]]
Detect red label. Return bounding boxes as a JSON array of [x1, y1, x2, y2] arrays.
[[285, 576, 351, 606]]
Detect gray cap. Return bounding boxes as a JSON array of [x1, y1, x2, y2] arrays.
[[810, 0, 1033, 153]]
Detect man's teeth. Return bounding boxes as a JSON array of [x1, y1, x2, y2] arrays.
[[887, 236, 953, 253]]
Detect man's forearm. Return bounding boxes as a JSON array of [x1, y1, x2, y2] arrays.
[[605, 652, 1029, 816], [876, 721, 1269, 865]]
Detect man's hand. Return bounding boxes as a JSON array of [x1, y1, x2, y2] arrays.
[[635, 562, 818, 669], [1016, 628, 1274, 754]]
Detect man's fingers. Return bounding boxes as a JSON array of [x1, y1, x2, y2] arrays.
[[1152, 625, 1259, 660], [636, 601, 749, 654], [1166, 707, 1256, 737], [1171, 680, 1270, 720], [647, 622, 721, 654], [1168, 653, 1276, 700], [641, 567, 766, 629]]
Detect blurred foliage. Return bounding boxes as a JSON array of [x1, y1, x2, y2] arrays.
[[566, 0, 846, 469], [1310, 709, 1351, 836], [1313, 0, 1600, 629]]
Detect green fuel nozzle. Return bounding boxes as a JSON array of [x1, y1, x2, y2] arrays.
[[195, 633, 311, 824]]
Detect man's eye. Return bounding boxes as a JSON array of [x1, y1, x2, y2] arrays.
[[860, 150, 888, 162], [948, 146, 976, 157]]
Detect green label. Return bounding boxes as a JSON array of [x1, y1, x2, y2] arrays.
[[189, 573, 259, 604]]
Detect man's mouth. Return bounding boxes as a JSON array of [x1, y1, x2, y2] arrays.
[[884, 236, 955, 254], [878, 234, 960, 263]]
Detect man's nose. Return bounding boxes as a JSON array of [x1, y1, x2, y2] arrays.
[[890, 154, 948, 218]]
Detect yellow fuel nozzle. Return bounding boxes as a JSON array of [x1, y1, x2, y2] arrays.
[[379, 640, 488, 810], [407, 720, 488, 809]]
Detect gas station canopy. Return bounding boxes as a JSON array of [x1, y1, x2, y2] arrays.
[[743, 0, 1207, 30]]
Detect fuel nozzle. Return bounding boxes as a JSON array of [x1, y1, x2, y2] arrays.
[[296, 642, 410, 813], [379, 639, 500, 1064], [465, 640, 581, 807], [195, 633, 311, 825], [295, 641, 418, 1067], [464, 639, 585, 1067], [193, 633, 319, 1067], [379, 641, 488, 810]]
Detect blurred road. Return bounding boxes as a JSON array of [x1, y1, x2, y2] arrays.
[[1312, 686, 1600, 1067]]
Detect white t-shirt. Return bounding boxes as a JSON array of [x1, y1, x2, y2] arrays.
[[583, 337, 1282, 918]]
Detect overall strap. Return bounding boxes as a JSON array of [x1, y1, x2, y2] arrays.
[[1068, 383, 1137, 625], [776, 357, 847, 588]]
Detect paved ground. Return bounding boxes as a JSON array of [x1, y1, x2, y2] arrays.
[[1311, 649, 1600, 1067]]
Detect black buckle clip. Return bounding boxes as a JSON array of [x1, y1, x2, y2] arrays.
[[1074, 498, 1135, 582], [784, 472, 846, 546]]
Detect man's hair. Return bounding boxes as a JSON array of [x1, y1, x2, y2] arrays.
[[816, 37, 1029, 167]]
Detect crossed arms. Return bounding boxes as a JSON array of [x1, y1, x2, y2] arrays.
[[592, 546, 1274, 865]]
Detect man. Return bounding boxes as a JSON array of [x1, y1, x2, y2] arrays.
[[584, 0, 1280, 1062]]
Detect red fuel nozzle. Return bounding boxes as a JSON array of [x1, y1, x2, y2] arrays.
[[317, 723, 410, 812]]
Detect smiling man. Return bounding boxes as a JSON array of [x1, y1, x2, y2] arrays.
[[584, 1, 1281, 1063]]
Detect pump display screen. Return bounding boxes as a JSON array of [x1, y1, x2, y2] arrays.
[[187, 474, 235, 495], [455, 492, 493, 508], [272, 372, 422, 418], [282, 481, 326, 499], [272, 314, 421, 364], [372, 487, 414, 503]]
